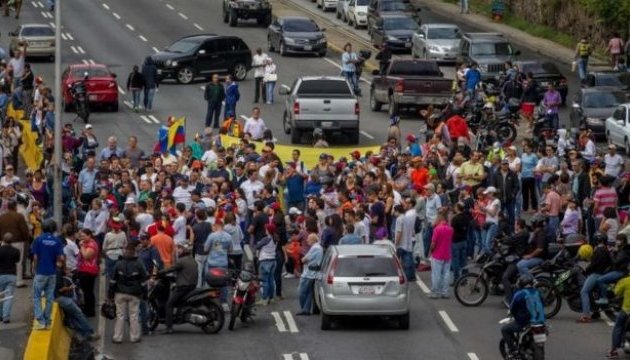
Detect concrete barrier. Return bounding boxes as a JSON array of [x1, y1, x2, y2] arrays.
[[23, 303, 71, 360]]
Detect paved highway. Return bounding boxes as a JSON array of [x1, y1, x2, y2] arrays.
[[0, 1, 618, 359]]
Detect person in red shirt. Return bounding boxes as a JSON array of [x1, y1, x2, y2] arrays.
[[410, 157, 429, 190], [446, 112, 470, 142], [146, 210, 175, 237]]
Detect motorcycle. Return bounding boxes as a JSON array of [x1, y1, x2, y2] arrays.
[[454, 242, 516, 306], [353, 49, 371, 96], [228, 262, 259, 331], [147, 268, 228, 334], [498, 316, 547, 360], [69, 76, 90, 124]]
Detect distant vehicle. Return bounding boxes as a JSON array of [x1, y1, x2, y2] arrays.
[[267, 16, 327, 57], [279, 76, 360, 144], [62, 64, 119, 112], [8, 23, 55, 61], [367, 0, 420, 35], [584, 71, 630, 100], [411, 23, 461, 62], [606, 103, 630, 154], [571, 88, 625, 136], [457, 32, 520, 83], [514, 60, 568, 104], [150, 35, 252, 84], [314, 245, 410, 330], [370, 13, 419, 52], [370, 59, 452, 116], [316, 0, 338, 11], [344, 0, 369, 29], [222, 0, 272, 27], [336, 0, 350, 21]]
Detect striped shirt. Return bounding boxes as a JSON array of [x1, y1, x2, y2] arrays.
[[593, 187, 617, 217]]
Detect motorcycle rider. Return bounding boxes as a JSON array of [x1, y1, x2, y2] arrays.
[[501, 219, 531, 306], [595, 234, 630, 307], [578, 233, 612, 323], [607, 261, 630, 358], [501, 274, 546, 360], [159, 244, 198, 334], [516, 215, 548, 276]]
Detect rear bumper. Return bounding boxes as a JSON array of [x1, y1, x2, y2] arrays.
[[384, 40, 412, 52], [392, 93, 450, 106], [285, 42, 327, 54], [293, 119, 359, 131], [87, 91, 118, 104], [233, 8, 271, 17], [320, 292, 409, 315], [25, 47, 55, 57]]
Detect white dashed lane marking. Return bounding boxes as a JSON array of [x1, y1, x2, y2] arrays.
[[102, 3, 109, 10], [148, 115, 160, 124], [113, 12, 121, 20], [125, 24, 135, 31], [165, 3, 174, 10], [117, 86, 126, 95], [467, 353, 480, 360], [178, 12, 188, 20], [152, 47, 160, 53], [70, 46, 78, 54], [139, 35, 148, 42], [438, 310, 459, 332], [140, 115, 153, 124], [194, 23, 204, 31], [77, 46, 86, 54]]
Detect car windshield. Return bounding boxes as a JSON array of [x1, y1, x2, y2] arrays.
[[520, 62, 561, 75], [356, 0, 369, 5], [335, 256, 398, 277], [383, 17, 418, 31], [380, 1, 412, 11], [427, 27, 460, 40], [471, 42, 513, 56], [71, 68, 110, 78], [166, 39, 200, 53], [284, 20, 319, 32], [583, 92, 625, 108], [596, 74, 624, 87], [22, 27, 54, 37], [297, 80, 352, 95]]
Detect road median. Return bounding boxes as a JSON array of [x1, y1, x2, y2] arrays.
[[23, 303, 71, 360]]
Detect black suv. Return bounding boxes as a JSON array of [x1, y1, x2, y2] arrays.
[[367, 0, 420, 35], [222, 0, 272, 27], [150, 35, 252, 84]]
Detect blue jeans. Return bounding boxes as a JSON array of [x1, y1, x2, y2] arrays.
[[516, 258, 543, 276], [467, 227, 481, 258], [577, 58, 588, 80], [597, 271, 624, 298], [547, 216, 559, 241], [224, 102, 237, 119], [143, 87, 156, 111], [397, 248, 416, 281], [451, 241, 467, 280], [259, 260, 276, 301], [131, 89, 142, 108], [105, 258, 117, 279], [265, 81, 276, 104], [482, 223, 498, 254], [57, 296, 94, 337], [613, 311, 630, 349], [139, 299, 149, 333], [298, 277, 315, 314], [430, 258, 451, 296], [33, 274, 56, 326], [208, 265, 228, 303], [580, 273, 601, 315], [423, 223, 434, 259], [0, 274, 16, 321], [343, 71, 358, 92]]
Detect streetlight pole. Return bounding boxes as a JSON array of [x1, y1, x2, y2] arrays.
[[52, 0, 62, 225]]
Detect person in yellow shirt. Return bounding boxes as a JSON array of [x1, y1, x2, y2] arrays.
[[29, 201, 43, 239], [459, 151, 486, 187], [607, 272, 630, 358]]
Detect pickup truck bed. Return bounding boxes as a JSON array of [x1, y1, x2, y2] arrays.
[[370, 59, 452, 116]]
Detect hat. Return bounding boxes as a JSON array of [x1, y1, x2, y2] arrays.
[[406, 134, 416, 143], [608, 144, 617, 149], [289, 207, 302, 215], [508, 145, 517, 152], [269, 202, 281, 211], [191, 160, 203, 170], [265, 223, 277, 234], [85, 124, 93, 129], [370, 156, 381, 166], [483, 186, 497, 194], [215, 219, 224, 226], [350, 150, 361, 159], [110, 217, 123, 229], [501, 158, 509, 164], [319, 153, 327, 160], [124, 198, 135, 205], [424, 183, 435, 192]]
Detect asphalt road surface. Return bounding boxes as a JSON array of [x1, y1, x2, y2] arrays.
[[0, 0, 619, 359]]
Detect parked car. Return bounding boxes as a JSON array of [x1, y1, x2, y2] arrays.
[[605, 103, 630, 154], [267, 16, 327, 57], [8, 23, 55, 61], [571, 88, 625, 137], [344, 0, 369, 29], [314, 245, 410, 330], [457, 32, 519, 83], [411, 23, 460, 62], [370, 59, 452, 116], [316, 0, 337, 11], [370, 13, 419, 52], [514, 60, 567, 104], [62, 64, 119, 112], [584, 71, 630, 100], [336, 0, 350, 21], [150, 35, 252, 84], [279, 76, 360, 144], [222, 0, 272, 27], [367, 0, 420, 35]]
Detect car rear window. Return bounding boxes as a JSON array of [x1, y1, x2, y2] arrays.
[[595, 74, 625, 87], [520, 62, 561, 76], [71, 68, 110, 78], [22, 27, 54, 37], [335, 256, 398, 277], [297, 80, 352, 95], [389, 61, 441, 76]]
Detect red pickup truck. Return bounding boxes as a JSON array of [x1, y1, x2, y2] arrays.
[[369, 59, 452, 116]]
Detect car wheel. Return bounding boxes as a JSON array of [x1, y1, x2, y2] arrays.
[[268, 36, 275, 52], [336, 10, 341, 19], [370, 88, 382, 111], [229, 9, 238, 27], [291, 128, 301, 144], [348, 131, 359, 145], [283, 111, 291, 134], [232, 63, 248, 81], [176, 67, 194, 84], [398, 313, 410, 330], [320, 311, 332, 330], [222, 8, 229, 23], [280, 42, 287, 57], [625, 138, 630, 156]]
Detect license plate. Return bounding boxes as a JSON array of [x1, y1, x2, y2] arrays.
[[321, 121, 333, 128], [533, 333, 547, 344], [405, 42, 411, 48], [358, 286, 376, 295], [304, 45, 312, 51], [29, 41, 47, 47], [89, 94, 98, 101]]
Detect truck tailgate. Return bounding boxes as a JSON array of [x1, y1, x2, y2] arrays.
[[398, 77, 452, 96], [297, 97, 359, 121]]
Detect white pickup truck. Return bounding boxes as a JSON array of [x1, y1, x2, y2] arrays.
[[605, 103, 630, 154], [280, 76, 360, 144]]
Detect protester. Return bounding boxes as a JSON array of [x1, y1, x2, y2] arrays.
[[0, 233, 20, 324]]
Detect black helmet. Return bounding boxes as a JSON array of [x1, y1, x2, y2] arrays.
[[516, 274, 534, 289], [593, 232, 608, 244], [530, 214, 547, 229], [16, 193, 30, 207], [42, 219, 58, 234], [242, 262, 255, 273], [100, 301, 116, 320]]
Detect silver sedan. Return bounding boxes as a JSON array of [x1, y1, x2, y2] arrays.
[[411, 23, 461, 62], [9, 24, 56, 61]]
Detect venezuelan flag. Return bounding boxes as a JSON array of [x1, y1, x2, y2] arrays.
[[167, 117, 186, 151], [154, 126, 168, 153]]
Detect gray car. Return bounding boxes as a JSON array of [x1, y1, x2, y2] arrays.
[[314, 244, 410, 330], [571, 87, 626, 137], [9, 24, 55, 61], [411, 23, 461, 62]]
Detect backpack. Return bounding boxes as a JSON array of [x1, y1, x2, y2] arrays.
[[524, 289, 546, 324]]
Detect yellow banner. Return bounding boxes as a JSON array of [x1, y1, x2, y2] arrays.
[[220, 135, 380, 169], [6, 104, 43, 172]]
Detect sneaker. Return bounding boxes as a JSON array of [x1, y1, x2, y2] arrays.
[[606, 350, 619, 359], [595, 298, 609, 306], [88, 334, 101, 341], [441, 294, 450, 299], [255, 299, 268, 307], [283, 273, 296, 279], [32, 323, 46, 330], [221, 303, 230, 312]]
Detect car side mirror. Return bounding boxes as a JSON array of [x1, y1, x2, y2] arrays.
[[111, 73, 117, 79], [198, 49, 206, 55], [618, 120, 625, 126], [278, 85, 290, 95], [372, 69, 380, 76]]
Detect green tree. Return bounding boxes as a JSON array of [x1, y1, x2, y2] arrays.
[[581, 0, 630, 37]]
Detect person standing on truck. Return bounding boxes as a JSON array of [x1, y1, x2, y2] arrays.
[[341, 43, 359, 94], [575, 37, 592, 82], [375, 43, 392, 75], [464, 62, 481, 99]]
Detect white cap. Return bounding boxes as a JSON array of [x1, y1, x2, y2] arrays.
[[201, 198, 216, 209], [483, 186, 497, 194], [85, 124, 93, 129], [288, 207, 302, 215]]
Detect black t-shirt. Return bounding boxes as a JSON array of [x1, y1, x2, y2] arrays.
[[192, 221, 212, 256], [450, 213, 469, 243], [251, 213, 269, 244], [0, 244, 20, 275]]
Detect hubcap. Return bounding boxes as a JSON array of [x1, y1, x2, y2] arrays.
[[179, 68, 193, 83], [234, 64, 246, 80]]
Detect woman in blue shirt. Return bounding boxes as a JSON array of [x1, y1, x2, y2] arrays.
[[520, 143, 539, 212]]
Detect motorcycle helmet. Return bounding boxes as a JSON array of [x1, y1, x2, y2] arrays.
[[42, 219, 58, 234], [516, 274, 534, 289], [100, 301, 116, 320], [577, 244, 594, 261], [530, 214, 547, 229], [313, 128, 324, 138], [389, 115, 400, 126], [242, 262, 255, 274], [593, 232, 608, 245]]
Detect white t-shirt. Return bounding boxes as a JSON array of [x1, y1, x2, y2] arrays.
[[604, 153, 624, 177], [172, 215, 187, 245], [201, 150, 218, 166], [485, 198, 501, 224], [244, 118, 267, 140], [240, 179, 264, 209], [0, 175, 20, 187], [64, 239, 80, 272], [252, 53, 270, 78], [9, 55, 25, 78], [136, 213, 154, 234]]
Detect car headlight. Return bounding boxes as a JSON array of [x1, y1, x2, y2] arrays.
[[166, 60, 177, 67], [428, 45, 441, 52], [165, 59, 172, 66], [318, 37, 327, 44], [586, 117, 602, 125], [387, 35, 399, 41], [478, 63, 488, 72], [283, 37, 296, 44]]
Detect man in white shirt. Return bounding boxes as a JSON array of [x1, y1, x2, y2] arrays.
[[252, 48, 269, 103], [604, 144, 625, 177], [8, 48, 26, 88], [240, 170, 264, 210], [243, 107, 267, 141], [172, 203, 188, 245], [135, 201, 154, 235], [201, 146, 218, 169], [172, 176, 193, 210], [580, 132, 596, 162]]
